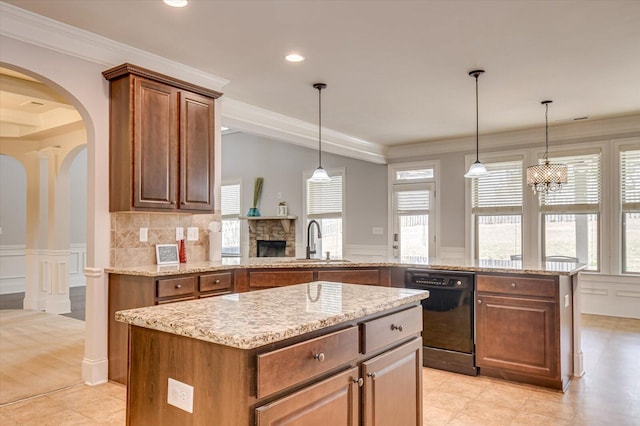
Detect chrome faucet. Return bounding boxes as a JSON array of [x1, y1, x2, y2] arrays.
[[306, 220, 322, 259]]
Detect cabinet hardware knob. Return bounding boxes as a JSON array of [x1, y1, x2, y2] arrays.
[[180, 201, 186, 205], [390, 324, 403, 332], [313, 353, 325, 362], [170, 201, 176, 205], [175, 284, 182, 289], [511, 283, 517, 288], [477, 299, 482, 304], [352, 378, 364, 387], [367, 372, 376, 379], [215, 279, 220, 283]]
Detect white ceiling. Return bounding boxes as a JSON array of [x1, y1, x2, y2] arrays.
[[3, 0, 640, 148]]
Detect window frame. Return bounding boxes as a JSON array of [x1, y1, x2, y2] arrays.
[[221, 179, 242, 257], [618, 143, 640, 274]]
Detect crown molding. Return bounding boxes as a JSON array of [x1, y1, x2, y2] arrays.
[[221, 97, 388, 164], [0, 2, 229, 91], [387, 113, 640, 161]]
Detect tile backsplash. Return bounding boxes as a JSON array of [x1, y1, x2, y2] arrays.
[[110, 212, 220, 268]]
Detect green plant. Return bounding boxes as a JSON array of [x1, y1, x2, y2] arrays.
[[253, 177, 263, 209]]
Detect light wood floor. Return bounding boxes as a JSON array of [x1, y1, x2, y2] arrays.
[[0, 314, 638, 425], [0, 310, 85, 405]]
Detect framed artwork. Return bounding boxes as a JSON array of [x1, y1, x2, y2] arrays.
[[156, 244, 179, 265]]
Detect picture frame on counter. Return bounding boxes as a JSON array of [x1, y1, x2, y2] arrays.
[[156, 244, 179, 265]]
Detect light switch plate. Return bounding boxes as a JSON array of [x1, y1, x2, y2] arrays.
[[139, 227, 148, 242], [187, 227, 199, 241], [176, 227, 184, 241]]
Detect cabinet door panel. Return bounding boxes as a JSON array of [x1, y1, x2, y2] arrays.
[[256, 367, 360, 426], [317, 269, 380, 285], [133, 77, 178, 209], [362, 337, 422, 426], [249, 270, 315, 289], [476, 294, 558, 377], [180, 91, 215, 210]]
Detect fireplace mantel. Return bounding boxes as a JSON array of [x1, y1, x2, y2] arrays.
[[240, 216, 297, 233]]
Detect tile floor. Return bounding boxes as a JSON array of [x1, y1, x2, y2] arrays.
[[1, 314, 638, 425]]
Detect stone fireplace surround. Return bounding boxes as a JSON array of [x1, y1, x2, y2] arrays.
[[247, 218, 295, 257]]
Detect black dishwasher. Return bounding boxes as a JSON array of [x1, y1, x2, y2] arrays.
[[405, 269, 477, 376]]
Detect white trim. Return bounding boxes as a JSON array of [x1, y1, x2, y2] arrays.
[[222, 98, 387, 164], [439, 247, 465, 264], [0, 2, 228, 91], [388, 160, 440, 261]]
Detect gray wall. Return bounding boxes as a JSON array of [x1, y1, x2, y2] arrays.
[[69, 148, 87, 244], [221, 132, 388, 249], [0, 155, 27, 245]]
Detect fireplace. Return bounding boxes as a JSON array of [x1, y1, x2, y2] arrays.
[[257, 240, 287, 257]]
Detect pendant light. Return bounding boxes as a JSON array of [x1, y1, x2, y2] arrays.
[[308, 83, 331, 182], [464, 70, 489, 178], [526, 101, 568, 193]]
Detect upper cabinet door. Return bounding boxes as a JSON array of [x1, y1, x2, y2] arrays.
[[133, 77, 179, 209], [179, 91, 215, 211]]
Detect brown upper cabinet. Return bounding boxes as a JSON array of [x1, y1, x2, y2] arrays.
[[103, 63, 222, 212]]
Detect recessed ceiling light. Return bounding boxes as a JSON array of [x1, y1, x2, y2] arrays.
[[163, 0, 188, 7], [285, 54, 305, 63]]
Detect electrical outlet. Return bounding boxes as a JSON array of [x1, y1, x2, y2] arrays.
[[139, 227, 148, 242], [187, 227, 199, 241], [167, 378, 194, 413], [176, 227, 184, 241]]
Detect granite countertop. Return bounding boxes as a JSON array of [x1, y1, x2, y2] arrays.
[[105, 257, 587, 277], [115, 282, 429, 349]]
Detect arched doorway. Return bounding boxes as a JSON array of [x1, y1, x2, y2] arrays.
[[0, 66, 88, 402]]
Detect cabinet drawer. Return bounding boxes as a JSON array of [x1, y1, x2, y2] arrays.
[[199, 272, 232, 293], [249, 270, 314, 288], [257, 326, 358, 398], [477, 274, 556, 298], [317, 269, 380, 285], [361, 306, 422, 354], [156, 276, 197, 299]]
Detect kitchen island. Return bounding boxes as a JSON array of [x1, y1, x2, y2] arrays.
[[116, 282, 429, 425]]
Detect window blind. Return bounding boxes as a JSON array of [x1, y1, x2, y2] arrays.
[[307, 174, 343, 219], [472, 160, 523, 214], [540, 152, 601, 213], [221, 183, 240, 217], [396, 189, 430, 215], [621, 148, 640, 211]]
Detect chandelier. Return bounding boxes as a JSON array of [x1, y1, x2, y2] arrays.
[[526, 101, 568, 193]]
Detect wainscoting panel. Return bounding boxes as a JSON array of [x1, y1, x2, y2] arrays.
[[0, 244, 87, 294], [580, 274, 640, 319]]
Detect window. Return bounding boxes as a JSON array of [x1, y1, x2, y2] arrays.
[[472, 160, 523, 263], [540, 152, 601, 270], [221, 183, 241, 256], [621, 148, 640, 273], [306, 171, 344, 258]]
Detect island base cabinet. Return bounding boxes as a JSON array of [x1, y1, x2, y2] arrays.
[[255, 367, 360, 426], [362, 337, 423, 426]]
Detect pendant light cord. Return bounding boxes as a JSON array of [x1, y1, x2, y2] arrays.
[[318, 85, 322, 168], [475, 73, 479, 161], [544, 102, 549, 161]]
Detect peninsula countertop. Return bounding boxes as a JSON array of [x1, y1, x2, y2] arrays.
[[115, 281, 429, 349], [105, 257, 588, 277]]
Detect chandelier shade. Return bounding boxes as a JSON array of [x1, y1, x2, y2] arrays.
[[526, 101, 568, 193], [308, 82, 331, 183]]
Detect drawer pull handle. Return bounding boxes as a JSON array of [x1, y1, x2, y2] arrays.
[[477, 299, 482, 304], [390, 324, 403, 332], [367, 372, 376, 379], [215, 279, 220, 283], [175, 284, 182, 289], [352, 378, 364, 387], [313, 353, 325, 362], [511, 283, 517, 288]]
